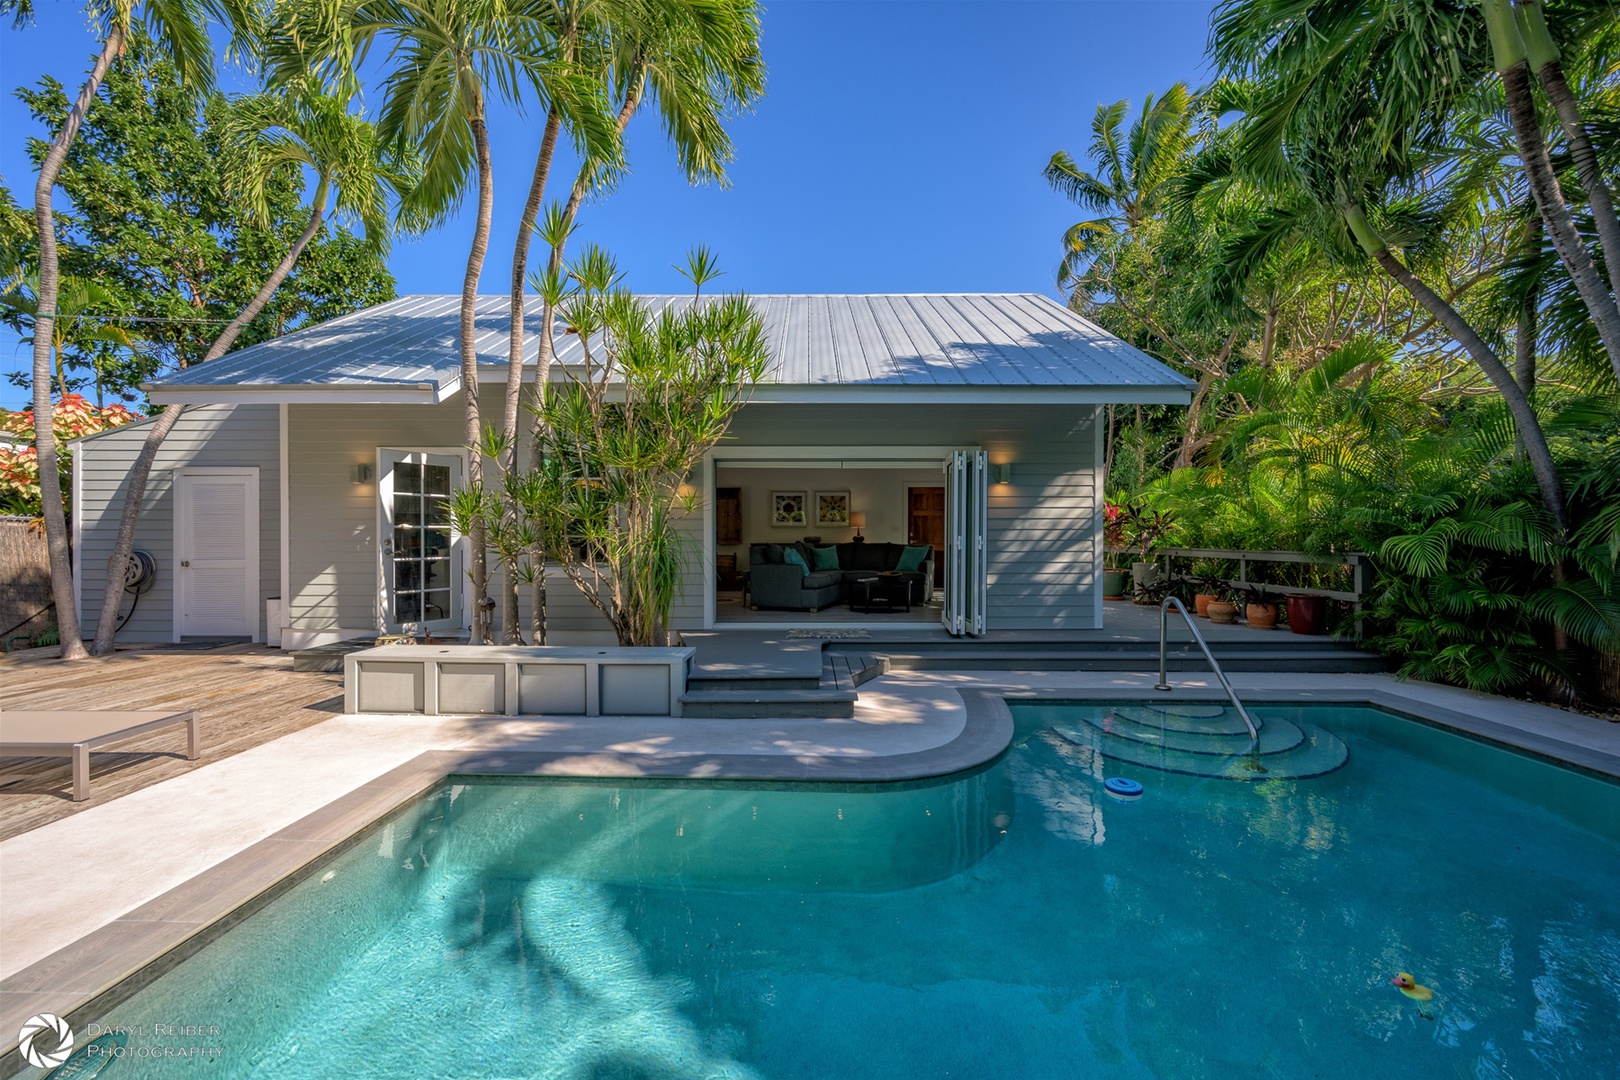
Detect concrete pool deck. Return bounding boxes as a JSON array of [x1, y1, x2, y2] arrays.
[[2, 669, 1617, 1065]]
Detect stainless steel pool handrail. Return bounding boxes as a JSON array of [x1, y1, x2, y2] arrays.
[[1155, 596, 1259, 740]]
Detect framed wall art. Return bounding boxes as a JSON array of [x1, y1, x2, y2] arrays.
[[815, 490, 851, 527], [771, 491, 807, 527]]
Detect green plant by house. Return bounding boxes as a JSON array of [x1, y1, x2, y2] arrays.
[[485, 248, 769, 648]]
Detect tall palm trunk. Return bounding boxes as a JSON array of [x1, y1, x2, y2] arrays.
[[91, 195, 329, 654], [464, 113, 495, 643], [1516, 213, 1542, 407], [1344, 204, 1568, 533], [497, 107, 563, 644], [524, 78, 644, 641], [30, 26, 124, 661], [1515, 2, 1620, 302], [1484, 1, 1620, 384]]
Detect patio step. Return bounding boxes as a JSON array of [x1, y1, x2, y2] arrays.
[[872, 644, 1384, 674], [824, 652, 889, 692], [290, 638, 373, 673], [679, 686, 857, 719]]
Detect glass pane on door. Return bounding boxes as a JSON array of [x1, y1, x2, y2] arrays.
[[389, 457, 458, 629]]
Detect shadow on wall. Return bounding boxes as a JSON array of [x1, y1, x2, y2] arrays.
[[0, 515, 53, 646]]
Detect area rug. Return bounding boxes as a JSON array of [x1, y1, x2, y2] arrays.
[[785, 628, 872, 640]]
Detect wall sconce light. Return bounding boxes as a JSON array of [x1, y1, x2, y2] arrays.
[[994, 463, 1012, 485], [850, 510, 867, 542], [351, 463, 373, 485]]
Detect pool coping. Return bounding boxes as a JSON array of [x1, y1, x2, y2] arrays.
[[2, 681, 1614, 1073]]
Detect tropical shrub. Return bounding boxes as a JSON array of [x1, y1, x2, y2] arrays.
[[0, 394, 138, 515]]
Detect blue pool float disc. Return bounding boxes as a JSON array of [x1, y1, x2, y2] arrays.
[[1104, 777, 1144, 801]]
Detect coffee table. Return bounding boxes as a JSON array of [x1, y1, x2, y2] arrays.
[[853, 573, 912, 614]]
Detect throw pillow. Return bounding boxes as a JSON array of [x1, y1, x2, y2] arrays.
[[896, 545, 930, 572], [783, 547, 810, 575], [811, 545, 840, 571]]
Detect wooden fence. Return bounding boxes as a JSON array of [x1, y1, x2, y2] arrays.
[[1, 515, 53, 647]]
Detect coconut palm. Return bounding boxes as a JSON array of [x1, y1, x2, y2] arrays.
[[1209, 0, 1620, 386], [1042, 83, 1195, 289], [87, 84, 414, 653], [499, 0, 760, 641], [2, 0, 259, 659], [275, 0, 567, 642]]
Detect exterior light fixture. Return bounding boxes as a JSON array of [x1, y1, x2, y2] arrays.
[[994, 463, 1012, 484], [351, 463, 373, 485]]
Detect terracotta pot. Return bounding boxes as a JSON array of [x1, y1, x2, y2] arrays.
[[1286, 594, 1328, 635], [1245, 602, 1278, 630], [1103, 569, 1130, 599], [1206, 600, 1238, 624], [1194, 593, 1216, 618]]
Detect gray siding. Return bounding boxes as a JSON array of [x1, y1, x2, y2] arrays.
[[284, 398, 1098, 638], [74, 404, 280, 642], [725, 403, 1101, 629], [287, 394, 635, 639]]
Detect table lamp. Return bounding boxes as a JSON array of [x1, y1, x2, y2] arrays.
[[850, 510, 867, 542]]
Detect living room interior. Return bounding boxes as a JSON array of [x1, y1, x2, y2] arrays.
[[713, 462, 948, 625]]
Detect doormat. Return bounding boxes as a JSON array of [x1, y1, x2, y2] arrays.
[[785, 628, 871, 640]]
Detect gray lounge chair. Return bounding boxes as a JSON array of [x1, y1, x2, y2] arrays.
[[0, 708, 201, 801]]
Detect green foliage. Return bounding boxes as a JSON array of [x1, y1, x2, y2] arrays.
[[7, 28, 395, 398], [468, 248, 769, 647]]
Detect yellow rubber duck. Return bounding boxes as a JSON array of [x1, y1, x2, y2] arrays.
[[1392, 972, 1437, 1019]]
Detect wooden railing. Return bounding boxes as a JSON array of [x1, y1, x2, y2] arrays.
[[1110, 546, 1369, 638]]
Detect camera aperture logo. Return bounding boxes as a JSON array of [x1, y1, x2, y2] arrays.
[[19, 1012, 73, 1069]]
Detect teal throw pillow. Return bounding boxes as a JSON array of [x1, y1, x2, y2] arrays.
[[896, 545, 929, 572], [811, 545, 840, 571], [783, 547, 809, 575]]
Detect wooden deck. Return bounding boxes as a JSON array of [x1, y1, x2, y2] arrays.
[[0, 644, 343, 841]]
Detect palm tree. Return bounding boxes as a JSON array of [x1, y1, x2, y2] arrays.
[[2, 0, 258, 659], [1209, 0, 1620, 386], [88, 83, 413, 653], [1042, 83, 1194, 288], [278, 0, 559, 643], [507, 0, 761, 640]]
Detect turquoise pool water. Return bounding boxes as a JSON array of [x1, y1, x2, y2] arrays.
[[57, 703, 1620, 1078]]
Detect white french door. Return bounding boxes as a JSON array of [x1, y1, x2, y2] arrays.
[[378, 450, 464, 633], [942, 449, 988, 636], [175, 468, 259, 639]]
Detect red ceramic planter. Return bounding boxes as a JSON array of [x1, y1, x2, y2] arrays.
[[1286, 594, 1327, 635]]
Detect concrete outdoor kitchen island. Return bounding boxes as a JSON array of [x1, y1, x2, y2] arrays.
[[343, 645, 696, 717]]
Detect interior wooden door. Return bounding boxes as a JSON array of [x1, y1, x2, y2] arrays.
[[908, 486, 946, 588]]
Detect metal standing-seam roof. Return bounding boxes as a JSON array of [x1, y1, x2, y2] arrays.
[[145, 293, 1195, 405]]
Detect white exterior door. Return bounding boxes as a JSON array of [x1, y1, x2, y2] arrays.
[[942, 449, 988, 636], [175, 468, 260, 639], [379, 450, 463, 633]]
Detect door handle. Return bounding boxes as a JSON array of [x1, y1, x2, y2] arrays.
[[181, 561, 190, 567]]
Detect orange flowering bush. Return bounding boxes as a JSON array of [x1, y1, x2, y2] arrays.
[[0, 395, 139, 514]]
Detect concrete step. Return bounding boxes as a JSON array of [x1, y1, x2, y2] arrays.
[[824, 652, 889, 691], [879, 647, 1385, 674], [290, 638, 373, 673], [685, 676, 822, 692], [679, 687, 857, 719]]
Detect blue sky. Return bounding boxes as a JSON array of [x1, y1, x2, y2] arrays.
[[0, 0, 1215, 409]]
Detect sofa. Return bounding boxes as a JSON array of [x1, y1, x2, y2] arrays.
[[748, 541, 935, 612]]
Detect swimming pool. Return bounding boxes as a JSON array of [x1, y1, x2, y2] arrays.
[[46, 701, 1620, 1078]]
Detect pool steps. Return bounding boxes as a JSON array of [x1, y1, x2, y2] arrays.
[[1057, 703, 1350, 781]]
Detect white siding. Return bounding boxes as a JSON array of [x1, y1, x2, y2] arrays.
[[74, 404, 280, 642]]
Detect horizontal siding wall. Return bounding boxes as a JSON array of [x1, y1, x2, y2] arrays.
[[285, 398, 1098, 639], [75, 404, 280, 642], [287, 394, 621, 640], [725, 403, 1100, 629]]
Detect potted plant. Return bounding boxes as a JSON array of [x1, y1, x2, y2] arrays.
[[1234, 583, 1279, 629], [1188, 563, 1226, 618], [1102, 500, 1131, 599], [1205, 587, 1239, 625], [1122, 503, 1173, 600]]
